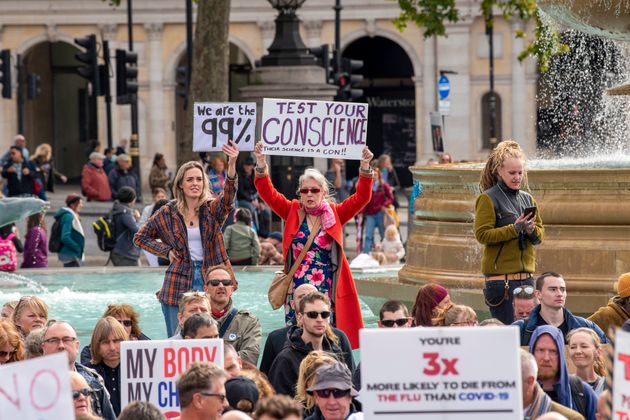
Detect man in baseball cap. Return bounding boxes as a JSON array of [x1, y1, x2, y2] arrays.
[[306, 362, 360, 420]]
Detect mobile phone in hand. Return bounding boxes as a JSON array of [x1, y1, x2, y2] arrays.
[[523, 206, 537, 219]]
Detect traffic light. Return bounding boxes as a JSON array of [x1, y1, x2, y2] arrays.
[[0, 49, 11, 99], [309, 44, 335, 84], [115, 49, 138, 105], [337, 57, 364, 101], [176, 66, 188, 99], [74, 34, 99, 96], [27, 73, 41, 100]]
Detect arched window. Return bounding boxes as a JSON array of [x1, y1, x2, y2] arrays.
[[481, 91, 502, 149]]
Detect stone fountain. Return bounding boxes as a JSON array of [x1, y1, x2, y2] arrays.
[[377, 1, 630, 314]]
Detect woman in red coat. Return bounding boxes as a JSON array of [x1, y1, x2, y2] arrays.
[[253, 142, 374, 348]]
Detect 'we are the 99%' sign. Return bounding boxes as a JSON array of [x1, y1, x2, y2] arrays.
[[261, 98, 368, 160], [360, 327, 522, 420], [193, 102, 256, 152]]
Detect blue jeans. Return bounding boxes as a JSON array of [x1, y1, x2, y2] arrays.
[[362, 212, 385, 253], [483, 277, 535, 325], [161, 261, 204, 337]]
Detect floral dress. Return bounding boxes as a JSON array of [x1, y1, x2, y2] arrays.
[[285, 219, 334, 325]]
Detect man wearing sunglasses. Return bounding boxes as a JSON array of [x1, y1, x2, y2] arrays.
[[306, 362, 361, 420], [268, 292, 352, 397], [41, 321, 116, 420], [177, 362, 228, 420], [513, 285, 538, 321], [204, 265, 261, 365]]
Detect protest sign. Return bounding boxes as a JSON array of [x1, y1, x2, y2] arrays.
[[360, 327, 522, 419], [193, 102, 256, 152], [614, 329, 630, 419], [0, 352, 73, 420], [261, 98, 368, 160], [121, 339, 224, 418]]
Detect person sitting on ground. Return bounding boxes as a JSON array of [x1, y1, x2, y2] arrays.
[[111, 186, 141, 266], [567, 328, 608, 396], [81, 152, 112, 202], [225, 376, 260, 416], [54, 193, 85, 267], [529, 325, 597, 420], [85, 316, 128, 416], [296, 351, 340, 416], [268, 292, 352, 398], [69, 371, 97, 419], [0, 319, 25, 364], [444, 304, 479, 327], [259, 283, 354, 377], [118, 401, 166, 420], [305, 361, 361, 420], [588, 272, 630, 336], [520, 348, 584, 420], [411, 283, 451, 327], [108, 154, 141, 201], [223, 208, 261, 266], [257, 241, 283, 266], [514, 285, 538, 321], [183, 312, 219, 340], [254, 395, 303, 420], [42, 321, 116, 420], [177, 362, 228, 420], [11, 295, 48, 339], [21, 212, 47, 268], [205, 265, 262, 365], [378, 224, 405, 264], [170, 292, 211, 340], [513, 272, 608, 346]]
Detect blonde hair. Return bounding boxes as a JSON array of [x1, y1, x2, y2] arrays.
[[295, 351, 339, 411], [297, 168, 332, 202], [12, 296, 48, 332], [173, 161, 214, 216], [385, 224, 400, 241], [567, 327, 606, 377], [444, 305, 478, 326], [240, 368, 275, 399], [0, 319, 25, 363], [479, 140, 528, 192], [32, 143, 52, 162], [90, 316, 128, 365]]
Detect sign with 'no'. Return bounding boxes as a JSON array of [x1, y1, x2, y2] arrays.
[[193, 102, 256, 152]]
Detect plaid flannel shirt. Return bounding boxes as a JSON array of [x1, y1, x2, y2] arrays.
[[134, 177, 236, 306]]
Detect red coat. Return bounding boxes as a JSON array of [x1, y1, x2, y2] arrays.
[[255, 172, 373, 349], [81, 163, 111, 201]]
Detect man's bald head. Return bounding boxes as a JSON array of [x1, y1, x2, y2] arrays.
[[292, 284, 318, 312]]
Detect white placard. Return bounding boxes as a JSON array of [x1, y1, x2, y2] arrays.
[[121, 339, 224, 417], [613, 329, 630, 418], [360, 327, 522, 419], [0, 353, 74, 420], [193, 102, 256, 152], [261, 98, 368, 160]]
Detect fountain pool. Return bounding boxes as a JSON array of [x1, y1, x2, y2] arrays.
[[0, 268, 383, 359]]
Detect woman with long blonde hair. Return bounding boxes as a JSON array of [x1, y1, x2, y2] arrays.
[[31, 143, 67, 199], [474, 140, 544, 324], [567, 328, 608, 396], [135, 140, 240, 336]]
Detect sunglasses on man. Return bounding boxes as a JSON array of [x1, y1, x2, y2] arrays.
[[513, 286, 534, 296], [72, 388, 92, 400], [205, 279, 233, 287], [118, 319, 133, 327], [313, 389, 351, 399], [380, 318, 409, 327], [303, 310, 331, 320]]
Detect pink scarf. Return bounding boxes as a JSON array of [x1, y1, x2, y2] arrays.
[[304, 202, 335, 230]]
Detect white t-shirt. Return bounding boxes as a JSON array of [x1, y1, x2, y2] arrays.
[[187, 226, 203, 261]]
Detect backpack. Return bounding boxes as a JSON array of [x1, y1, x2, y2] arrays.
[[0, 233, 17, 272], [92, 212, 117, 252], [48, 219, 62, 253]]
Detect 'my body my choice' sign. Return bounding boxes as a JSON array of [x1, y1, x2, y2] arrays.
[[360, 327, 522, 420], [261, 98, 368, 160], [121, 339, 224, 418]]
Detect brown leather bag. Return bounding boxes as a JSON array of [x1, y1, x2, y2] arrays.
[[267, 218, 320, 310]]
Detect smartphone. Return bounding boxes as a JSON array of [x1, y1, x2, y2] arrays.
[[523, 206, 537, 218]]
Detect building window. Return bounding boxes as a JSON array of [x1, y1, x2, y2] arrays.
[[481, 91, 502, 149]]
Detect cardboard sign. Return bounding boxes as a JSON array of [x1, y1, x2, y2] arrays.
[[360, 327, 522, 419], [120, 339, 224, 418], [193, 102, 256, 152], [613, 329, 630, 419], [0, 353, 74, 420], [261, 98, 368, 160]]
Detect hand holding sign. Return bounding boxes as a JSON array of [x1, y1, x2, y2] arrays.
[[223, 140, 239, 179], [360, 146, 374, 171], [254, 142, 266, 169]]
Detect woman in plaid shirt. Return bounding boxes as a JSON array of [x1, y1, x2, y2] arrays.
[[134, 141, 240, 335]]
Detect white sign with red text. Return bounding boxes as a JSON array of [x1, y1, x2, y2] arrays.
[[0, 352, 74, 420], [261, 98, 368, 160], [360, 327, 522, 419], [613, 329, 630, 419], [121, 339, 224, 419]]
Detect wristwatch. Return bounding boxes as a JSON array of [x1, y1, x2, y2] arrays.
[[359, 167, 373, 175], [255, 164, 267, 174]]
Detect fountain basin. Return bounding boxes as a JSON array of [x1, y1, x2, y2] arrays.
[[400, 164, 630, 313]]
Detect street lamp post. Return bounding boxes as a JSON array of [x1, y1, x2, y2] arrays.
[[486, 18, 498, 147], [260, 0, 315, 66]]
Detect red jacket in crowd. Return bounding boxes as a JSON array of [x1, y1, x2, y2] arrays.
[[81, 162, 112, 201]]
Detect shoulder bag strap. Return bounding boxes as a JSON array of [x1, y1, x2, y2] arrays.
[[286, 217, 320, 278], [219, 307, 239, 338]]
